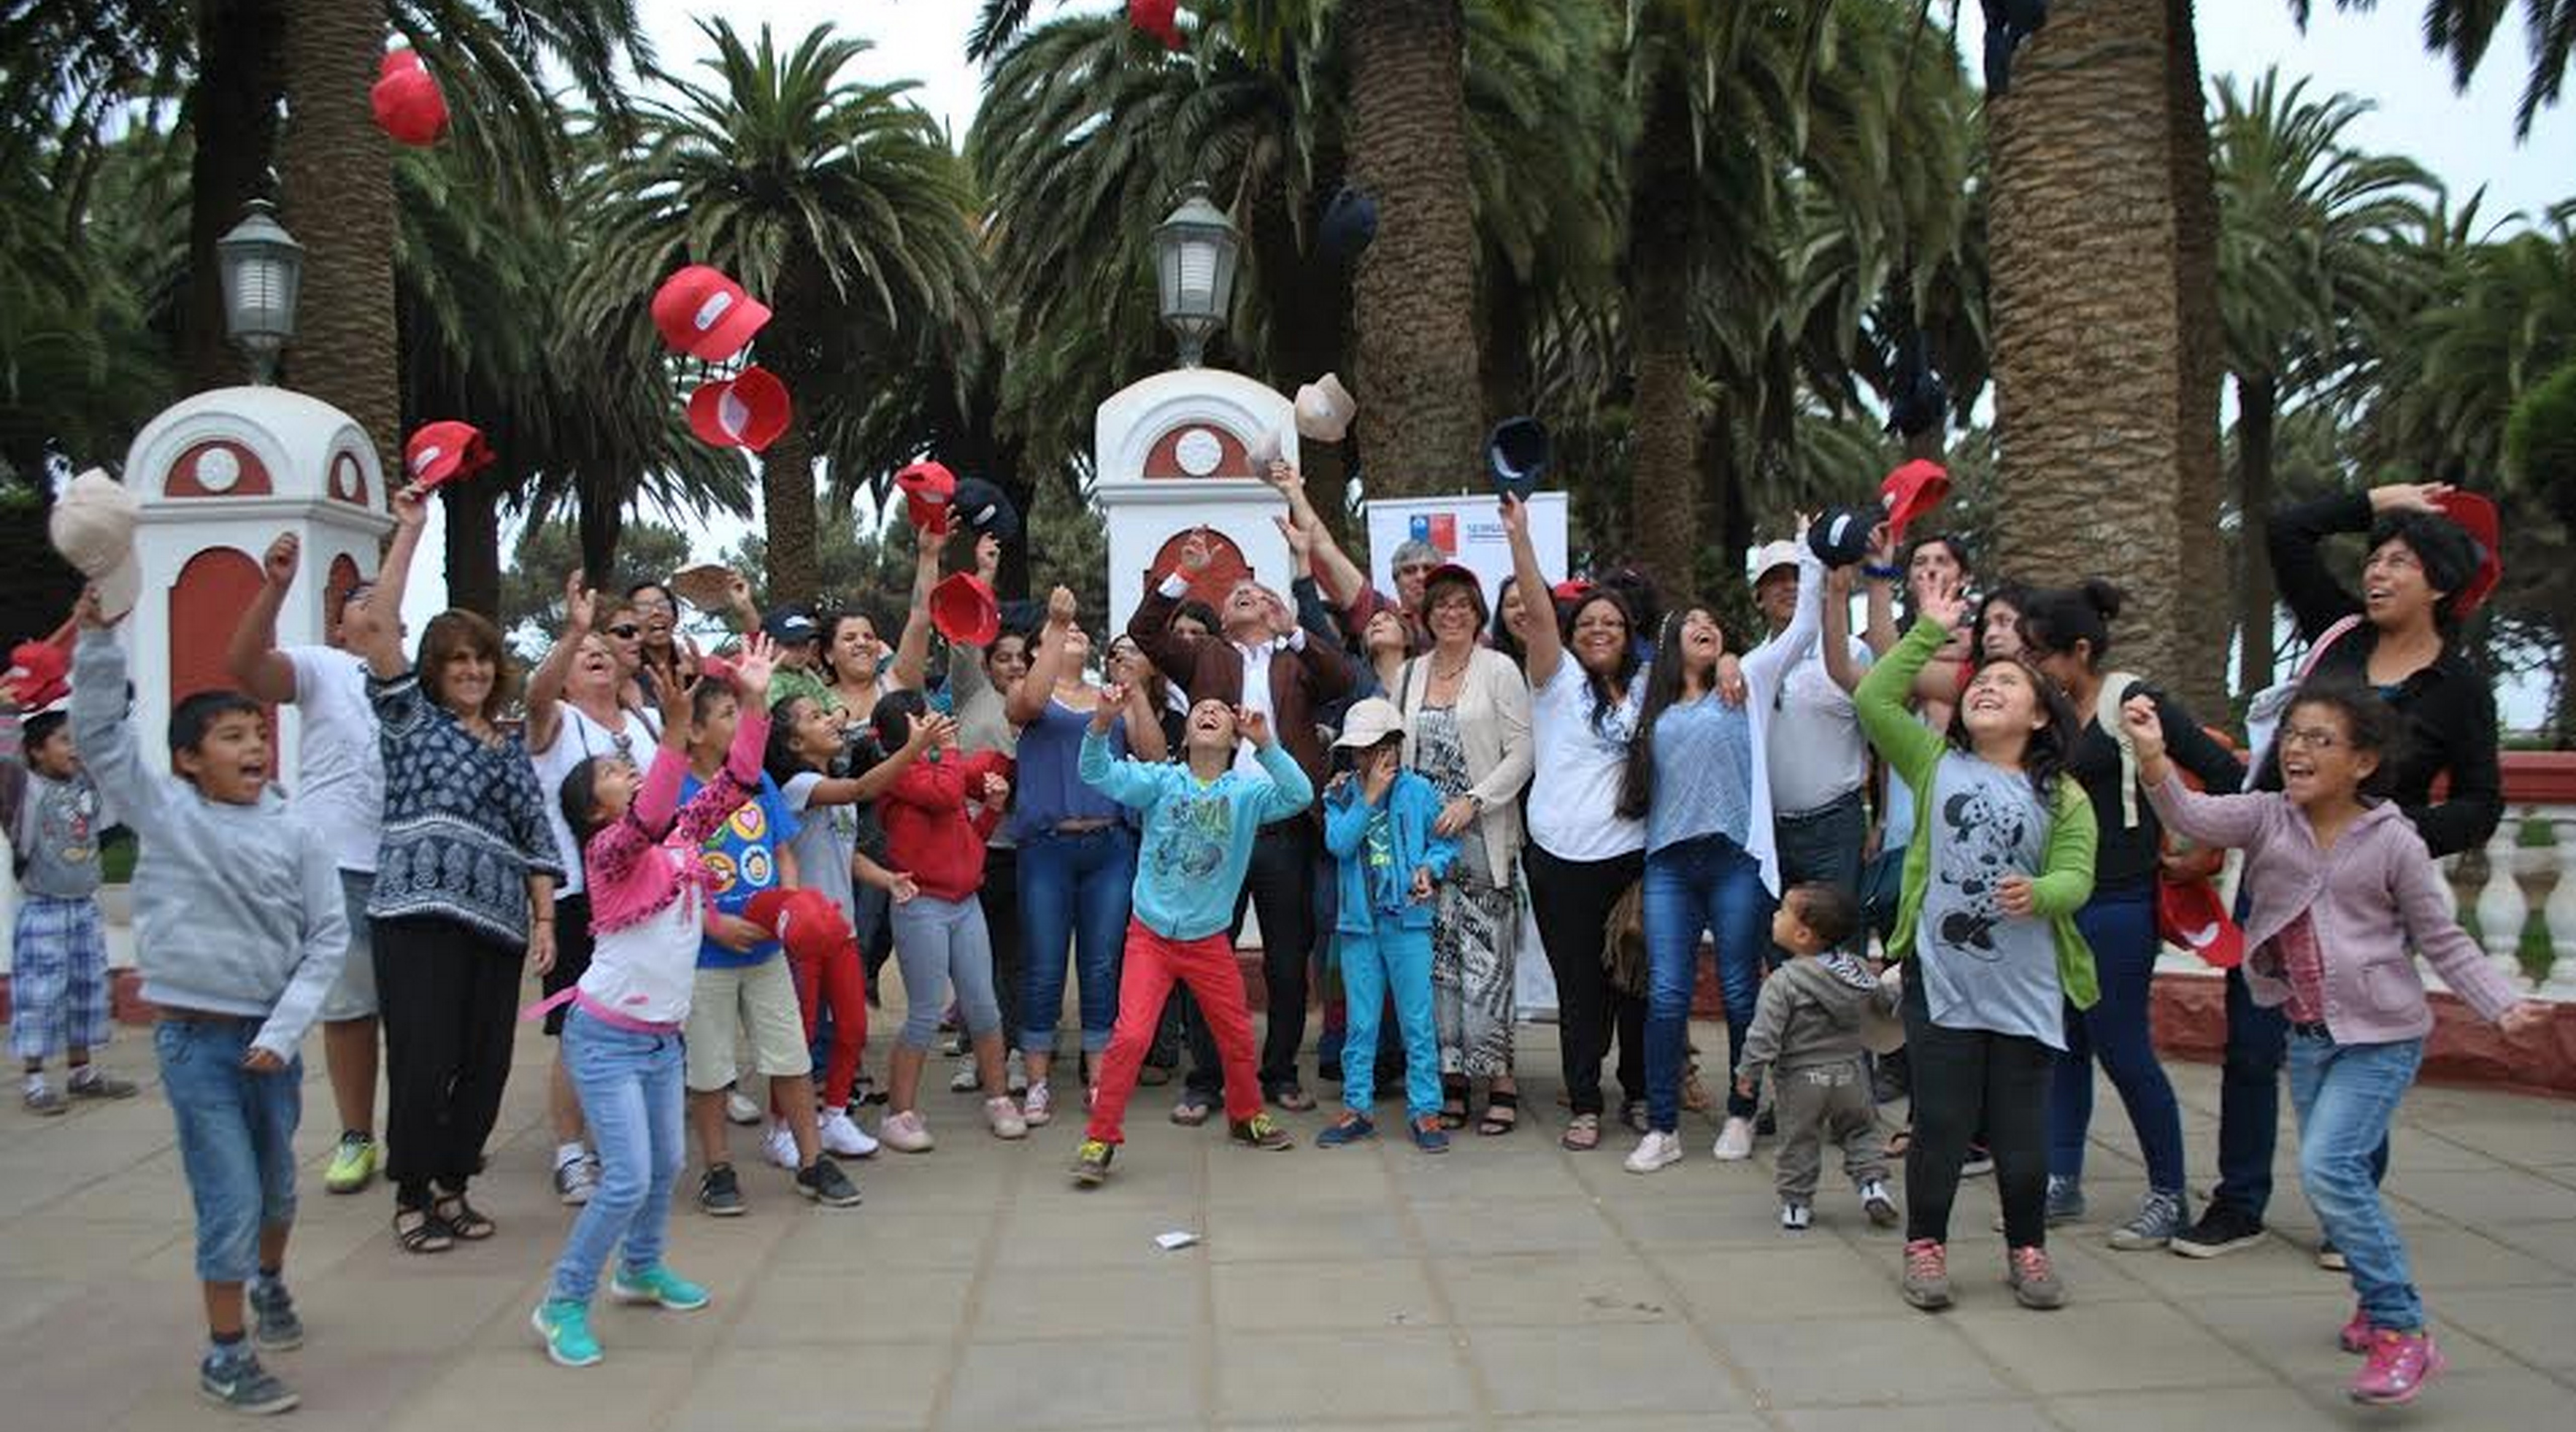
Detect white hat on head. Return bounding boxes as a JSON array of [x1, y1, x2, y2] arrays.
[[49, 468, 142, 621], [1331, 697, 1406, 751], [1748, 539, 1803, 586]]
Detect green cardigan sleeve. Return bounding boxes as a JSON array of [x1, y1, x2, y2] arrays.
[[2042, 777, 2102, 1009], [1856, 616, 1952, 791]]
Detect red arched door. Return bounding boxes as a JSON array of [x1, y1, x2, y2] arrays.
[[1147, 528, 1253, 611], [169, 546, 275, 771]]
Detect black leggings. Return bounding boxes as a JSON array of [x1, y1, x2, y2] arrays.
[[1901, 964, 2053, 1246], [373, 915, 523, 1201], [1525, 843, 1646, 1119]]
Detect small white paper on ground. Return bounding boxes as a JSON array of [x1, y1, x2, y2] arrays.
[[1154, 1230, 1200, 1251]]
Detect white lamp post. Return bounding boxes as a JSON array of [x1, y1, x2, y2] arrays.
[[216, 199, 304, 384], [1152, 180, 1242, 369]]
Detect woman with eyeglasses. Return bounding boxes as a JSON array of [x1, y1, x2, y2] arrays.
[[525, 571, 666, 1209], [2176, 484, 2505, 1262], [2016, 580, 2243, 1251], [594, 600, 656, 731]]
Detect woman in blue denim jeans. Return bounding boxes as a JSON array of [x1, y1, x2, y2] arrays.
[[1615, 534, 1825, 1175], [2133, 685, 2546, 1406], [1007, 587, 1167, 1123]]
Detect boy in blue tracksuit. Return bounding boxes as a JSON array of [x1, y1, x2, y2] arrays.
[[1070, 687, 1313, 1186], [1315, 699, 1457, 1152]]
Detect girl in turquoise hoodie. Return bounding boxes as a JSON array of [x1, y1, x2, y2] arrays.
[[1316, 699, 1459, 1152]]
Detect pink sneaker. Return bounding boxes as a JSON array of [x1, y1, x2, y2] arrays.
[[2339, 1307, 2372, 1354], [2350, 1329, 2446, 1405]]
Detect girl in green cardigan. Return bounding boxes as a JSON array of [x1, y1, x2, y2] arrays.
[[1856, 579, 2099, 1315]]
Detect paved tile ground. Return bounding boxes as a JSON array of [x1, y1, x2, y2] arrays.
[[2, 1002, 2571, 1430]]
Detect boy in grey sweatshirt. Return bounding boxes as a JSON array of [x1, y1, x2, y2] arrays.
[[1736, 884, 1900, 1233], [71, 593, 347, 1416]]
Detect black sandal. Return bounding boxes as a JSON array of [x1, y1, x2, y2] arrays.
[[393, 1206, 453, 1254], [432, 1190, 495, 1241], [1477, 1089, 1520, 1136], [1438, 1078, 1471, 1130]]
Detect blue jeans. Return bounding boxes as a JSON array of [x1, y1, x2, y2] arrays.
[[2216, 954, 2390, 1217], [1643, 832, 1774, 1130], [1017, 826, 1137, 1056], [155, 1019, 301, 1284], [2287, 1032, 2426, 1330], [1338, 922, 1439, 1122], [550, 1008, 686, 1305], [2050, 883, 2185, 1191]]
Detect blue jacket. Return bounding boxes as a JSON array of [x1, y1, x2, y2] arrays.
[[1323, 768, 1458, 934], [1081, 730, 1314, 940]]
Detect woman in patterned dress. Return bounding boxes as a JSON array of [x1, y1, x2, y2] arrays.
[[1371, 567, 1533, 1133]]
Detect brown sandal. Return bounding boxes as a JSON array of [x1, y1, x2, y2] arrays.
[[1560, 1112, 1601, 1151], [432, 1191, 495, 1241], [1477, 1089, 1519, 1136]]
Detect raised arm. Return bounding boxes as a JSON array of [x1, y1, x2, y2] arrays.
[[2264, 490, 2372, 641], [1249, 721, 1317, 822], [68, 601, 173, 836], [1129, 533, 1213, 688], [345, 484, 430, 680], [524, 569, 595, 755], [1079, 720, 1166, 811], [1500, 495, 1562, 688], [224, 532, 304, 705], [1855, 612, 1954, 791], [1748, 539, 1826, 697], [1118, 682, 1169, 762], [1009, 585, 1078, 728], [1262, 464, 1367, 607], [2124, 695, 2274, 850], [889, 528, 947, 694]]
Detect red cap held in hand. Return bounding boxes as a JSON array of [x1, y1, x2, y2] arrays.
[[1878, 459, 1952, 548], [404, 421, 493, 492], [896, 460, 958, 534], [2434, 490, 2502, 619]]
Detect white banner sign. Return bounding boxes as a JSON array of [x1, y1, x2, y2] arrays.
[[1363, 492, 1569, 604]]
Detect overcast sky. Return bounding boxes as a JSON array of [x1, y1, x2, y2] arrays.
[[412, 0, 2574, 719]]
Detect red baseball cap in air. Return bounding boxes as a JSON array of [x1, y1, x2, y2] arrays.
[[650, 264, 772, 363], [686, 367, 793, 452]]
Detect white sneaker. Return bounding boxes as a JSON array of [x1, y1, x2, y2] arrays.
[[818, 1107, 878, 1158], [878, 1110, 934, 1153], [1713, 1116, 1756, 1161], [949, 1058, 982, 1093], [985, 1095, 1028, 1140], [1623, 1130, 1684, 1174], [1781, 1201, 1813, 1232], [763, 1121, 799, 1170], [726, 1088, 762, 1125], [1859, 1178, 1901, 1228], [1006, 1051, 1029, 1095], [1022, 1080, 1055, 1127]]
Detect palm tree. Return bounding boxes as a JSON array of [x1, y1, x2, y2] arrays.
[[2212, 70, 2438, 688], [580, 21, 981, 605], [2291, 1, 2574, 137], [1343, 0, 1484, 497], [1985, 0, 2227, 704]]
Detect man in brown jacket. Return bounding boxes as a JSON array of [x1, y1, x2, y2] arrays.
[[1130, 528, 1354, 1115]]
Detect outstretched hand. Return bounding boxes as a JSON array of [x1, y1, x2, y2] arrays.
[[2119, 693, 2166, 764], [1235, 705, 1272, 748], [1916, 574, 1968, 633], [391, 482, 430, 530], [262, 532, 301, 590], [2369, 481, 2454, 516], [1179, 528, 1215, 574], [563, 568, 595, 635], [651, 653, 698, 734], [731, 631, 780, 701]]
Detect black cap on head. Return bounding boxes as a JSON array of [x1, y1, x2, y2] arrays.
[[762, 606, 820, 645]]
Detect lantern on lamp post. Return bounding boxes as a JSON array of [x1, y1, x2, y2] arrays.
[[216, 199, 304, 385], [1152, 180, 1241, 369]]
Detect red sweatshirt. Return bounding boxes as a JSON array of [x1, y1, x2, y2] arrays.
[[879, 749, 1011, 902]]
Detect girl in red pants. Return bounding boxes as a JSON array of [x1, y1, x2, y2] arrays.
[[765, 694, 945, 1158]]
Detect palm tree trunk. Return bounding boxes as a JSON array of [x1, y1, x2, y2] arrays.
[[275, 0, 399, 468], [181, 0, 284, 393], [1626, 63, 1700, 598], [1345, 0, 1482, 499], [2165, 0, 2230, 711], [441, 473, 502, 620], [1247, 171, 1353, 536], [1479, 255, 1533, 434], [2234, 370, 2280, 693], [759, 407, 821, 607], [577, 468, 623, 582], [1988, 0, 2195, 687]]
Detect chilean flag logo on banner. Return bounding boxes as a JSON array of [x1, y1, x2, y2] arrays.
[[1410, 513, 1459, 554]]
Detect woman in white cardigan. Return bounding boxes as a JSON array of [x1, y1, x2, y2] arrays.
[[1366, 566, 1535, 1133]]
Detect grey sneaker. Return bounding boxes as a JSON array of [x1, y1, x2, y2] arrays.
[[795, 1156, 862, 1208], [2006, 1245, 2067, 1310], [697, 1163, 746, 1217], [1993, 1174, 2085, 1232], [23, 1084, 65, 1116], [2109, 1188, 2190, 1251], [66, 1068, 138, 1100], [247, 1280, 303, 1351], [199, 1352, 298, 1415], [553, 1152, 600, 1207]]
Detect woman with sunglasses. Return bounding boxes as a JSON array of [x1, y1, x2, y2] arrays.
[[526, 571, 665, 1208]]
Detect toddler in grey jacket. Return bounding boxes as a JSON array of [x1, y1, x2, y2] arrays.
[[1737, 884, 1901, 1232]]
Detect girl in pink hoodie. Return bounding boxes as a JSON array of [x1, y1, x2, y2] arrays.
[[2128, 683, 2547, 1408], [529, 637, 778, 1369]]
